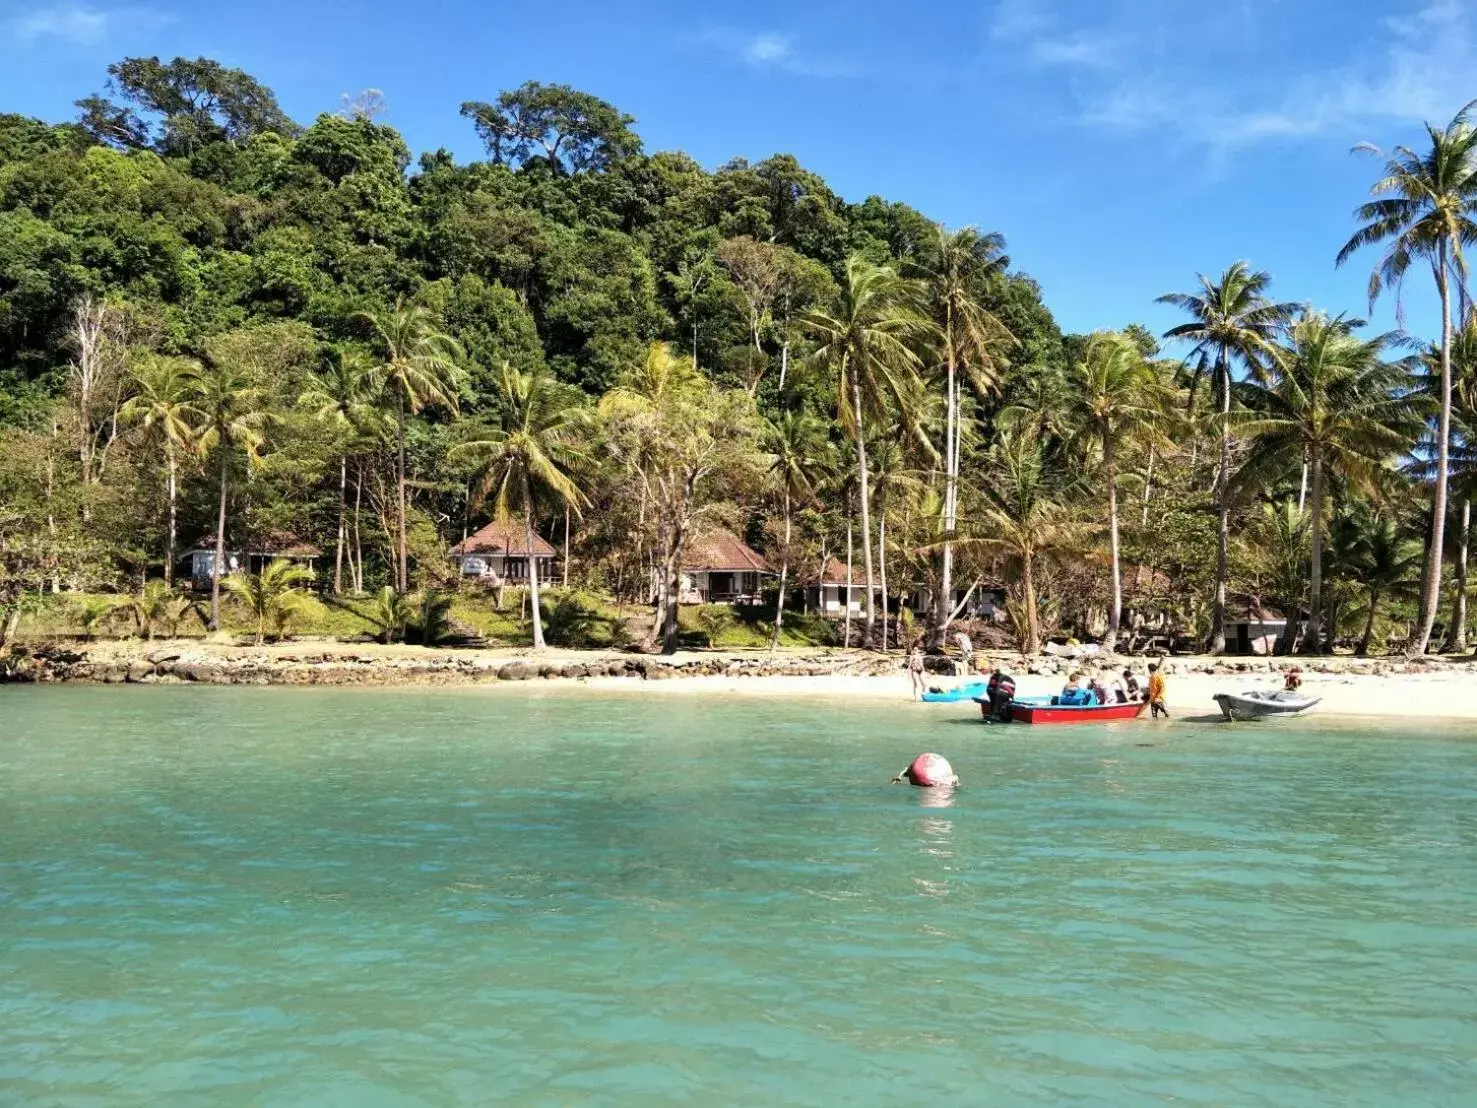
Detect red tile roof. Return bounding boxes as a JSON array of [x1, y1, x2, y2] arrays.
[[683, 529, 773, 573], [817, 555, 857, 584], [451, 517, 557, 557]]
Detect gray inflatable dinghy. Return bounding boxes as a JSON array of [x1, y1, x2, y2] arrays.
[[1214, 689, 1321, 720]]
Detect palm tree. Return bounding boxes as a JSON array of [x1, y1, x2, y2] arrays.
[[365, 585, 415, 645], [799, 257, 934, 646], [119, 355, 200, 587], [1352, 512, 1424, 655], [1337, 102, 1477, 654], [224, 558, 316, 645], [763, 409, 830, 653], [299, 349, 383, 595], [1232, 314, 1424, 653], [1064, 331, 1174, 652], [452, 364, 589, 650], [955, 430, 1079, 654], [189, 359, 269, 631], [356, 300, 465, 592], [129, 578, 174, 642], [1433, 318, 1477, 651], [918, 226, 1013, 648], [77, 596, 121, 642], [1158, 263, 1296, 652], [1242, 500, 1312, 654]]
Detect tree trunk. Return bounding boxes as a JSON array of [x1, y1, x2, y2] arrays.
[[1105, 434, 1122, 654], [563, 505, 571, 590], [770, 489, 790, 653], [933, 362, 958, 651], [878, 506, 889, 652], [351, 467, 364, 594], [1302, 447, 1324, 654], [1358, 588, 1380, 656], [1022, 551, 1040, 655], [850, 374, 877, 646], [1209, 358, 1231, 653], [1298, 453, 1308, 514], [525, 473, 545, 650], [210, 446, 229, 631], [334, 456, 347, 595], [1414, 254, 1453, 655], [778, 339, 789, 391], [1141, 444, 1155, 527], [164, 443, 177, 589], [844, 515, 854, 649], [1444, 497, 1470, 654], [395, 392, 409, 593]]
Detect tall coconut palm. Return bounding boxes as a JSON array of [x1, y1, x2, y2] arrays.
[[190, 359, 269, 631], [918, 226, 1013, 648], [299, 349, 383, 595], [798, 257, 934, 646], [1337, 102, 1477, 654], [356, 300, 465, 592], [954, 430, 1079, 654], [1157, 262, 1296, 652], [763, 409, 831, 653], [452, 364, 589, 650], [1232, 314, 1424, 653], [119, 355, 201, 587], [1432, 318, 1477, 651], [1064, 331, 1174, 652]]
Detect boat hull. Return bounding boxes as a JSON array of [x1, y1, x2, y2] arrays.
[[1214, 692, 1321, 720], [978, 697, 1149, 725], [920, 681, 990, 704]]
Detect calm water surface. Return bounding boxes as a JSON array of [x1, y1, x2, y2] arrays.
[[1, 686, 1475, 1106]]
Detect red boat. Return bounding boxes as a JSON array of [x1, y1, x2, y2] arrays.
[[977, 696, 1149, 725]]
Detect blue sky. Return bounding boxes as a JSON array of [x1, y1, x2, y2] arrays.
[[3, 0, 1473, 349]]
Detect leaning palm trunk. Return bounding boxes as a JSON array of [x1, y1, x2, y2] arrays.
[[770, 489, 791, 654], [1359, 588, 1381, 656], [1302, 447, 1325, 654], [1414, 257, 1454, 655], [1104, 435, 1122, 654], [525, 473, 545, 649], [1210, 360, 1231, 653], [850, 376, 877, 646], [933, 363, 958, 650], [1021, 551, 1040, 655], [1445, 497, 1470, 653], [878, 509, 889, 652]]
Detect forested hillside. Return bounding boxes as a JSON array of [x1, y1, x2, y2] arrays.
[[1, 57, 1466, 657]]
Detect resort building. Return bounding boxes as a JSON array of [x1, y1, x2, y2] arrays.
[[672, 529, 775, 604], [180, 535, 322, 586], [450, 518, 558, 584], [799, 556, 886, 616]]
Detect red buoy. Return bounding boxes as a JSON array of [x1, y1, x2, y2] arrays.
[[899, 752, 957, 788]]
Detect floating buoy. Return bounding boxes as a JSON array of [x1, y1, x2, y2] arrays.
[[895, 752, 958, 788]]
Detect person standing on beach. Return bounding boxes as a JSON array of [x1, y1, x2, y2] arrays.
[[953, 630, 974, 676], [907, 643, 926, 699], [1146, 664, 1169, 718]]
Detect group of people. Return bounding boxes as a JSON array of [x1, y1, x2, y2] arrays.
[[1056, 665, 1168, 717]]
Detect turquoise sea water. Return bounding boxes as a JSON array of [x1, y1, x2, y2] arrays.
[[1, 687, 1475, 1107]]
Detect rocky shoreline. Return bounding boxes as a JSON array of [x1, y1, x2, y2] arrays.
[[1, 640, 1465, 687]]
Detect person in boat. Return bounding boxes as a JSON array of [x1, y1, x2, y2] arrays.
[[1108, 676, 1128, 704], [1087, 676, 1110, 705], [1122, 668, 1141, 701], [986, 667, 1017, 723], [1057, 672, 1094, 706]]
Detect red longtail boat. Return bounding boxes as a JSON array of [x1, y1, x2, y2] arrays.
[[976, 696, 1149, 726]]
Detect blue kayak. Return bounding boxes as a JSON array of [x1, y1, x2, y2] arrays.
[[921, 681, 990, 703]]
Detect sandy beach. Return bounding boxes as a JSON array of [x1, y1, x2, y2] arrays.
[[7, 639, 1477, 721]]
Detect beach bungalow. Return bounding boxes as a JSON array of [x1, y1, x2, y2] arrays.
[[181, 534, 322, 586], [449, 518, 557, 584], [800, 556, 887, 617], [905, 582, 1006, 623], [671, 529, 775, 604], [1226, 607, 1305, 655]]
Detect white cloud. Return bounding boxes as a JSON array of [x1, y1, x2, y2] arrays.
[[694, 27, 860, 79], [1030, 32, 1129, 71], [6, 3, 169, 46]]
